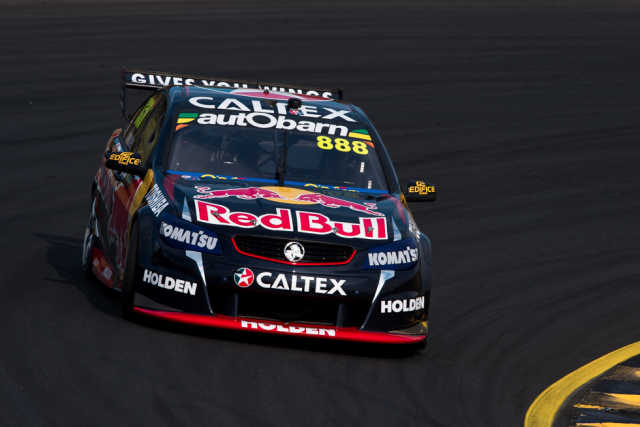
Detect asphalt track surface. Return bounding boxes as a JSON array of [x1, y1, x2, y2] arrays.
[[1, 1, 639, 426]]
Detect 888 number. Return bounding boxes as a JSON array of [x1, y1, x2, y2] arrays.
[[317, 136, 369, 155]]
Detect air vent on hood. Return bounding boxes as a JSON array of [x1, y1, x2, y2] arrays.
[[232, 235, 355, 265]]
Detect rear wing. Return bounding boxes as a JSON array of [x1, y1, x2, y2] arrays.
[[120, 66, 343, 121]]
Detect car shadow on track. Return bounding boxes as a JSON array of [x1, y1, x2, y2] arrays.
[[37, 232, 424, 359], [37, 232, 122, 314]]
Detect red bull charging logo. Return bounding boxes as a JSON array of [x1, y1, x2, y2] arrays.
[[193, 186, 383, 217]]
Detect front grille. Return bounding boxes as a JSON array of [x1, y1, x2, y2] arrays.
[[233, 235, 355, 265]]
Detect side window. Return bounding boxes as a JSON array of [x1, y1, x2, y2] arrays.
[[121, 93, 161, 151], [132, 96, 167, 166]]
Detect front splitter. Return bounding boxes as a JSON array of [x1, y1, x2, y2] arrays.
[[134, 308, 425, 345]]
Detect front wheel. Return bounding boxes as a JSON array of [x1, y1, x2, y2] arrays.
[[82, 191, 98, 278], [121, 221, 140, 320]]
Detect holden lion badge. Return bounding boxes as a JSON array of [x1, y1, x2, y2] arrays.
[[284, 242, 305, 262]]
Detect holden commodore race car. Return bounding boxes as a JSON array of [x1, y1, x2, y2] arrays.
[[82, 67, 437, 348]]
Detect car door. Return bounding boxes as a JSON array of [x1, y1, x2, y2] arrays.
[[101, 93, 167, 280]]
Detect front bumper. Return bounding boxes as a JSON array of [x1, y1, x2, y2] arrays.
[[134, 307, 426, 345], [131, 207, 431, 344]]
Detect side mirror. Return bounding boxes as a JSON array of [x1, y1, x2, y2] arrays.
[[404, 180, 436, 202], [104, 151, 148, 176]]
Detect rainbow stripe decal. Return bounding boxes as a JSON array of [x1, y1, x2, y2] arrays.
[[348, 129, 371, 140], [178, 113, 199, 124]]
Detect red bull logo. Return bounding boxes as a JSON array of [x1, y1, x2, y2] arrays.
[[194, 186, 287, 200], [194, 186, 382, 216], [195, 200, 387, 240], [291, 193, 383, 216]]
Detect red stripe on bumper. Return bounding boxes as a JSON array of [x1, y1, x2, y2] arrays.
[[134, 308, 424, 345]]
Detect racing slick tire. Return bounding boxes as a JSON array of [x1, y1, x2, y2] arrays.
[[82, 191, 98, 278], [121, 220, 140, 320]]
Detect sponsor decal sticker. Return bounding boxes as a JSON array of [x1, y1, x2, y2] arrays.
[[380, 296, 425, 313], [145, 183, 169, 217], [295, 211, 386, 240], [185, 95, 355, 124], [131, 73, 222, 89], [129, 75, 336, 99], [196, 200, 387, 240], [348, 129, 371, 140], [91, 248, 116, 287], [228, 88, 334, 100], [316, 136, 369, 155], [143, 269, 198, 295], [254, 272, 347, 296], [177, 112, 198, 124], [363, 237, 418, 271], [408, 181, 435, 195], [234, 268, 254, 287], [109, 152, 142, 166], [194, 186, 382, 216], [241, 320, 336, 336], [195, 186, 287, 201], [159, 213, 221, 254], [292, 192, 381, 216], [186, 111, 352, 136], [346, 129, 374, 148]]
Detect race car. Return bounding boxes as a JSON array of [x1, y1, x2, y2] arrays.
[[82, 67, 437, 348]]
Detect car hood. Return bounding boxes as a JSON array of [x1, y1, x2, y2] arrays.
[[163, 178, 411, 250]]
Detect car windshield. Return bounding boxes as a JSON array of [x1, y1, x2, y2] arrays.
[[167, 111, 389, 192]]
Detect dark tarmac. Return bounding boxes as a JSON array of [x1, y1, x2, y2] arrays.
[[1, 1, 639, 426]]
